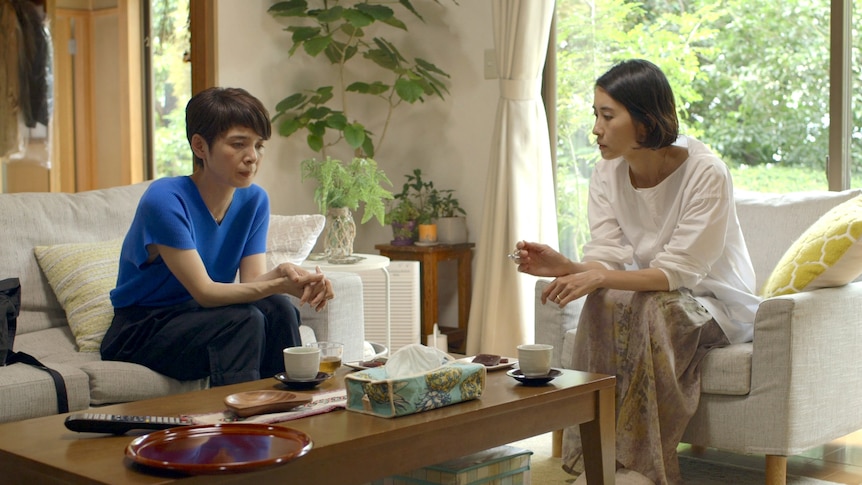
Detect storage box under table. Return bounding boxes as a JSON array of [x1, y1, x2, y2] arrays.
[[367, 445, 532, 485]]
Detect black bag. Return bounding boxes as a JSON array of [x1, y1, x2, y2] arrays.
[[1, 277, 69, 414]]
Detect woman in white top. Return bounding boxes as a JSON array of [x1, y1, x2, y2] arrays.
[[514, 59, 760, 485]]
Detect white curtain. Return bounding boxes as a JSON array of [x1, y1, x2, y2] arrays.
[[466, 0, 558, 356]]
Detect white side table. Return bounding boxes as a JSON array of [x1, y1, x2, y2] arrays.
[[301, 254, 392, 354]]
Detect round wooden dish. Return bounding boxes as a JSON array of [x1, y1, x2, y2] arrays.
[[224, 390, 313, 418]]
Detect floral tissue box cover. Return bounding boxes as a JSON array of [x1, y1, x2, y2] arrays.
[[344, 362, 486, 418]]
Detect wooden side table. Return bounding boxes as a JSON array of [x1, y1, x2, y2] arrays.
[[375, 243, 474, 353]]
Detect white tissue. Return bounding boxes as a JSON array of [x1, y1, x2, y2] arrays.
[[384, 343, 451, 378]]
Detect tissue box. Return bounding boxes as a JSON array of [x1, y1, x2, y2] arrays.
[[367, 445, 532, 485], [345, 362, 486, 418]]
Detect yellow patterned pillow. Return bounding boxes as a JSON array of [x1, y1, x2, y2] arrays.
[[761, 195, 862, 298], [34, 239, 122, 352]]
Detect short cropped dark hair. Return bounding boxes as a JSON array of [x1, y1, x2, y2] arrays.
[[185, 87, 272, 167], [595, 59, 679, 149]]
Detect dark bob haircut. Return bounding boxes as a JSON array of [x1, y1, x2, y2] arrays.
[[595, 59, 679, 150], [185, 87, 272, 167]]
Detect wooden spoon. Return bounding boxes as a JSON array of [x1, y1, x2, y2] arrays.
[[224, 390, 313, 418]]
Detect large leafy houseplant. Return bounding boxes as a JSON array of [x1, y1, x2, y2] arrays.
[[268, 1, 454, 254], [267, 0, 454, 158]]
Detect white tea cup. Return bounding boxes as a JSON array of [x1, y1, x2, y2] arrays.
[[517, 344, 553, 377], [283, 346, 320, 381]]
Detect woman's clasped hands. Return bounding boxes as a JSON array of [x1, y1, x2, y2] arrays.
[[273, 263, 334, 312]]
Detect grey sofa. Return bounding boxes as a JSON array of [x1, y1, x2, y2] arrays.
[[0, 182, 364, 424], [536, 188, 862, 485]]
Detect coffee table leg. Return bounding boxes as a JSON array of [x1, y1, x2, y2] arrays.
[[580, 386, 615, 484]]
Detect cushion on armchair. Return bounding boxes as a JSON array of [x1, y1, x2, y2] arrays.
[[761, 194, 862, 298]]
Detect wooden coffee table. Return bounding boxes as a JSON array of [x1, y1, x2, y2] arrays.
[[0, 367, 615, 484]]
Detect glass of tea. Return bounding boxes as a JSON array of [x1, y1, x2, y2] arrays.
[[306, 341, 343, 374]]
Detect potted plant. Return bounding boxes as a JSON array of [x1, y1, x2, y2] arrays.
[[267, 1, 454, 159], [385, 197, 420, 246], [433, 189, 468, 244], [268, 1, 455, 254], [388, 169, 440, 245], [301, 157, 393, 260]]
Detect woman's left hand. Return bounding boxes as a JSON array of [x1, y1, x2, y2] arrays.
[[275, 263, 334, 311], [303, 266, 334, 311], [542, 269, 605, 307]]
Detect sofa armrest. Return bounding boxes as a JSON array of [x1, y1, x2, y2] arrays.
[[534, 279, 584, 368], [743, 281, 862, 453], [290, 272, 366, 362]]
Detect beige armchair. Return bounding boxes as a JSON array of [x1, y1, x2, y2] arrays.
[[535, 188, 862, 485]]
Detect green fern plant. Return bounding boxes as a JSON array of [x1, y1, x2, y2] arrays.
[[300, 156, 394, 225]]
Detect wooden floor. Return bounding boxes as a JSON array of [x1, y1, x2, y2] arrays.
[[677, 429, 862, 484]]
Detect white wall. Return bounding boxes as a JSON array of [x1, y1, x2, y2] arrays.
[[215, 0, 498, 255]]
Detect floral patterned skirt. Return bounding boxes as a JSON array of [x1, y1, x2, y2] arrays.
[[561, 289, 730, 485]]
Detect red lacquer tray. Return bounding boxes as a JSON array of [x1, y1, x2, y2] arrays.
[[126, 423, 312, 474]]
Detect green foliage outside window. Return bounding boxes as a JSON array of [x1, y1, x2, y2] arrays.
[[151, 0, 192, 179], [555, 0, 862, 260]]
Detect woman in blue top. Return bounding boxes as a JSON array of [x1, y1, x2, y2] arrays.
[[101, 87, 333, 386]]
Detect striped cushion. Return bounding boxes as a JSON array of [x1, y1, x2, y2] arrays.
[[33, 239, 122, 352]]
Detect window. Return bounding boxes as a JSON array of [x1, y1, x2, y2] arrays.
[[146, 0, 192, 179], [553, 0, 861, 260]]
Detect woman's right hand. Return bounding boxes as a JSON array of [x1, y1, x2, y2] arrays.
[[512, 241, 575, 277]]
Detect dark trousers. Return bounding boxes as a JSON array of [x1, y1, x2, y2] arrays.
[[101, 294, 302, 386]]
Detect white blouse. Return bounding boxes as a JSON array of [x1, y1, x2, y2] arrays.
[[582, 136, 761, 344]]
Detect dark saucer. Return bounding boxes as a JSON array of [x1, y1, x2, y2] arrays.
[[506, 368, 562, 386], [274, 371, 331, 390]]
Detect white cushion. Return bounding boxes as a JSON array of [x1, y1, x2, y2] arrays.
[[699, 342, 752, 395], [267, 214, 325, 268]]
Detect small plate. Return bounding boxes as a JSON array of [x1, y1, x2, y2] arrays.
[[456, 356, 518, 371], [506, 368, 563, 386], [414, 241, 440, 247], [224, 390, 313, 418], [126, 423, 312, 475], [344, 357, 388, 371], [274, 371, 331, 390]]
